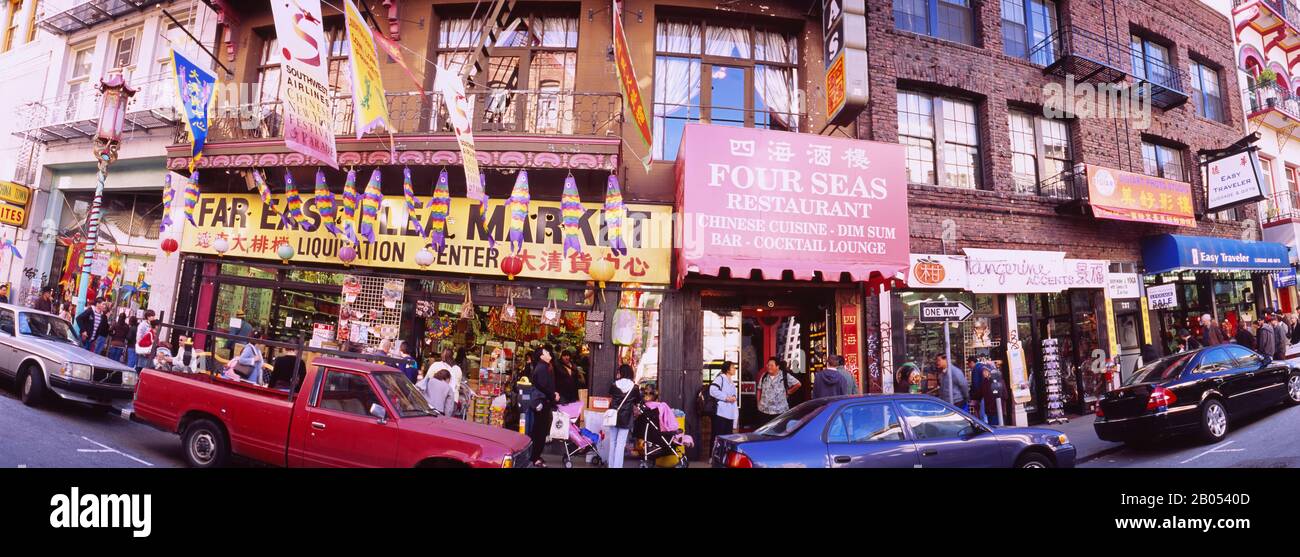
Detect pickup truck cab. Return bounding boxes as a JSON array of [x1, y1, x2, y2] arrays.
[[133, 356, 530, 468]]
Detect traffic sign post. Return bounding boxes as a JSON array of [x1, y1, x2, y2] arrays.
[[918, 301, 973, 323]]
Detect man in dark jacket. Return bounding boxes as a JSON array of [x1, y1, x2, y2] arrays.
[[1273, 311, 1291, 360], [33, 288, 54, 313], [75, 298, 111, 354], [1200, 314, 1225, 347], [977, 366, 1007, 426], [527, 347, 557, 467], [1234, 320, 1255, 351], [813, 355, 851, 399], [1257, 319, 1276, 361]]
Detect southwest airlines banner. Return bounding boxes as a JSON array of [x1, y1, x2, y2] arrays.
[[271, 0, 339, 168]]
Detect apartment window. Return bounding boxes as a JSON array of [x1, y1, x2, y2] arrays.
[[24, 0, 35, 43], [436, 12, 579, 134], [156, 10, 195, 78], [257, 27, 350, 103], [110, 28, 141, 70], [1188, 60, 1222, 121], [1009, 110, 1072, 195], [64, 43, 94, 121], [898, 91, 982, 189], [895, 0, 975, 46], [1002, 0, 1057, 64], [1130, 34, 1175, 89], [652, 19, 800, 160], [1141, 141, 1185, 181], [1, 0, 20, 53]]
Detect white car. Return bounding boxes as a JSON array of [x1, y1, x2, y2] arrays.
[[0, 303, 137, 409]]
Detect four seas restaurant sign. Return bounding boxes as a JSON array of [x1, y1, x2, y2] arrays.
[[673, 123, 910, 285]]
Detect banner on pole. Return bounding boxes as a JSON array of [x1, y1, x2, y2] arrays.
[[343, 0, 394, 139], [612, 0, 652, 168], [171, 49, 216, 166], [270, 0, 339, 168]]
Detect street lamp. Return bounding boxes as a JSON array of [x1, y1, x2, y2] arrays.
[[73, 74, 135, 330]]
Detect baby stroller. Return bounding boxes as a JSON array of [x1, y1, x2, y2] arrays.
[[634, 402, 689, 468], [553, 402, 603, 468]]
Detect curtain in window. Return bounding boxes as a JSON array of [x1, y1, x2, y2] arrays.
[[540, 16, 578, 48], [655, 21, 700, 54], [754, 30, 796, 64], [705, 24, 750, 58], [653, 56, 701, 159], [439, 18, 478, 48], [755, 65, 799, 130]]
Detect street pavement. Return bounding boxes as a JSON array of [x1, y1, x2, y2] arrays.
[[0, 378, 185, 468], [1081, 403, 1300, 468]]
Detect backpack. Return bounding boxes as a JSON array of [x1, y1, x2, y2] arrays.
[[698, 377, 720, 416]]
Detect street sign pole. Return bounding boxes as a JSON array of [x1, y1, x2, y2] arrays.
[[943, 321, 952, 405]]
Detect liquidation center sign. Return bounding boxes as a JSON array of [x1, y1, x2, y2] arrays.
[[181, 193, 673, 284]]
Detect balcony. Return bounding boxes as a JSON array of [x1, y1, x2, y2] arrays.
[[1262, 190, 1300, 225], [38, 0, 170, 35], [13, 73, 178, 143], [1030, 24, 1190, 110], [1244, 81, 1300, 129], [168, 89, 626, 171], [1041, 165, 1092, 215]]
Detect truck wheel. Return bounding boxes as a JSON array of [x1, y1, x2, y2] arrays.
[[20, 366, 46, 407], [183, 419, 230, 468]]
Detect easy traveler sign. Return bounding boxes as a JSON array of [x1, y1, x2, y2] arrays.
[[1205, 149, 1266, 213], [181, 193, 674, 284], [919, 301, 972, 323]]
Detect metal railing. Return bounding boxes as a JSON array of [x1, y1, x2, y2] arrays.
[[181, 89, 624, 144], [15, 72, 178, 138], [1234, 0, 1300, 32], [1028, 24, 1188, 95], [1245, 81, 1300, 121], [1038, 163, 1089, 202], [1262, 190, 1300, 223]]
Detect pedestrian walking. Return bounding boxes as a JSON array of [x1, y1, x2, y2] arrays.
[[107, 312, 130, 364], [527, 347, 558, 467], [75, 298, 111, 354], [134, 310, 156, 371], [418, 368, 455, 416], [224, 329, 266, 384], [706, 362, 738, 448], [935, 354, 969, 409], [425, 348, 463, 411], [756, 357, 801, 422], [1273, 310, 1291, 359], [1257, 318, 1276, 360], [813, 354, 851, 399], [33, 287, 54, 313], [126, 315, 140, 369], [555, 350, 580, 405], [1200, 314, 1226, 347], [0, 284, 9, 304], [1176, 329, 1200, 352], [1234, 319, 1255, 350], [1288, 313, 1300, 346], [604, 363, 641, 469]]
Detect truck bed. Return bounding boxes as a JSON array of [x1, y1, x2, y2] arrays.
[[133, 368, 296, 466]]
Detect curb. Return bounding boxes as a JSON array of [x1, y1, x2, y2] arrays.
[[1077, 443, 1127, 465]]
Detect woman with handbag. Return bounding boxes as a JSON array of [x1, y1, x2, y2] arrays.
[[225, 329, 266, 385], [527, 347, 558, 467], [604, 364, 642, 469]]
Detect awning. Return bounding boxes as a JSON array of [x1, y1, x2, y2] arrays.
[[674, 123, 911, 285], [1141, 234, 1290, 274]]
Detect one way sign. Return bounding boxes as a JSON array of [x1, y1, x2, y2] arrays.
[[918, 301, 973, 323]]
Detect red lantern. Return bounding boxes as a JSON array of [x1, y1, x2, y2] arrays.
[[160, 237, 179, 256], [501, 255, 524, 280]]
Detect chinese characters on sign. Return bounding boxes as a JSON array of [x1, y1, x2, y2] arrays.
[[838, 294, 862, 390], [170, 49, 216, 165], [270, 0, 339, 168], [1085, 164, 1195, 227], [613, 0, 653, 166], [180, 193, 674, 284], [822, 0, 868, 126], [1205, 150, 1266, 212]]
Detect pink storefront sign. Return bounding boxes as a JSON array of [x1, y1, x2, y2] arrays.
[[674, 123, 910, 285]]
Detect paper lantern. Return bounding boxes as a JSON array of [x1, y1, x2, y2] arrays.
[[212, 237, 230, 256], [276, 243, 295, 263], [339, 244, 358, 266], [160, 237, 179, 256], [501, 254, 524, 280], [588, 256, 616, 288], [415, 247, 435, 268]]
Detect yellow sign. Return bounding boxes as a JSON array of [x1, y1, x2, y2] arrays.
[[0, 202, 26, 227], [343, 0, 393, 139], [0, 181, 31, 207], [181, 193, 674, 284]]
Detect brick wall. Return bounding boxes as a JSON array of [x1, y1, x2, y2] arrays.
[[861, 0, 1253, 264]]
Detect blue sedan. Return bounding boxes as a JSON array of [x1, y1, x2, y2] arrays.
[[710, 394, 1076, 468]]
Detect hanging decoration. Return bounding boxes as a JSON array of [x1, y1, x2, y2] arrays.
[[342, 0, 394, 140], [252, 169, 282, 224], [159, 174, 175, 234], [415, 247, 435, 267], [314, 169, 340, 237], [340, 169, 360, 245], [604, 174, 628, 256], [276, 242, 296, 263], [506, 170, 530, 255], [283, 171, 309, 230], [478, 174, 494, 249], [429, 168, 451, 252], [0, 236, 22, 259], [170, 48, 217, 172], [359, 169, 382, 243], [182, 170, 201, 226], [561, 174, 583, 258], [160, 237, 179, 256], [339, 244, 358, 266], [402, 166, 425, 238], [212, 237, 230, 257], [501, 254, 524, 280], [588, 254, 616, 289]]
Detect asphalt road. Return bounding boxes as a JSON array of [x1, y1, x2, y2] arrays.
[[1082, 402, 1300, 468], [0, 378, 186, 468]]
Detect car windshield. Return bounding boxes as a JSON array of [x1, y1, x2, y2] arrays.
[[753, 401, 827, 437], [372, 372, 436, 418], [1125, 352, 1194, 385], [18, 312, 77, 344]]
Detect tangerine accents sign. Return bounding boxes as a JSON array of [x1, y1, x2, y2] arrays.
[[1085, 164, 1195, 227], [906, 254, 967, 289], [674, 124, 910, 285]]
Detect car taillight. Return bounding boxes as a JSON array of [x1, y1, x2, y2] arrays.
[[1095, 404, 1104, 418], [725, 450, 753, 469], [1146, 387, 1177, 411]]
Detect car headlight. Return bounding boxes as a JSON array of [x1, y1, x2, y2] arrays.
[[1046, 434, 1069, 446], [61, 363, 93, 381], [122, 371, 138, 387], [501, 454, 514, 468]]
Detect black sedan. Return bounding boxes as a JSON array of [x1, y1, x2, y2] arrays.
[[710, 394, 1076, 468], [1094, 344, 1300, 444]]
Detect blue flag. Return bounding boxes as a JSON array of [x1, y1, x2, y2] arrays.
[[171, 48, 216, 165]]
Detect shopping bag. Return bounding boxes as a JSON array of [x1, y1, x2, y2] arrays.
[[540, 299, 561, 326], [548, 410, 571, 440], [460, 288, 475, 320]]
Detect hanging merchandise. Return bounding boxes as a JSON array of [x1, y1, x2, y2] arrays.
[[604, 174, 629, 256], [506, 170, 530, 254], [382, 279, 403, 309], [460, 288, 476, 319], [315, 169, 340, 237], [359, 169, 382, 243], [611, 308, 637, 346], [415, 300, 434, 318], [401, 166, 425, 238], [501, 292, 519, 323], [283, 171, 310, 230], [561, 174, 583, 258], [429, 168, 450, 252], [183, 171, 201, 226], [340, 169, 360, 245], [540, 299, 561, 326], [1042, 338, 1067, 424], [251, 170, 281, 224], [342, 275, 362, 303], [159, 174, 175, 234]]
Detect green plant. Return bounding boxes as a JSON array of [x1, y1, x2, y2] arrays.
[[1258, 69, 1278, 86]]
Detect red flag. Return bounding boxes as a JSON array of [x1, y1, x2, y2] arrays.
[[373, 29, 427, 98]]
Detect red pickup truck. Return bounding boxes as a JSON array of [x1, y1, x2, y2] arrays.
[[132, 356, 530, 468]]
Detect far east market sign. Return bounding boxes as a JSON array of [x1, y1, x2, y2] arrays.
[[181, 193, 674, 284]]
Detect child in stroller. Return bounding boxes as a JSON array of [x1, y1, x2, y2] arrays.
[[554, 401, 603, 468], [634, 389, 690, 468]]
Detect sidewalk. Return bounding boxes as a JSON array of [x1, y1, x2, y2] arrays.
[[1044, 414, 1124, 463]]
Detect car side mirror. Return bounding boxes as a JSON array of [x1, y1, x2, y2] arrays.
[[369, 403, 388, 424]]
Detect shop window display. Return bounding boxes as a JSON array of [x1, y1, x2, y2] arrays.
[[617, 290, 663, 385], [895, 291, 1003, 401], [221, 263, 276, 280]]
